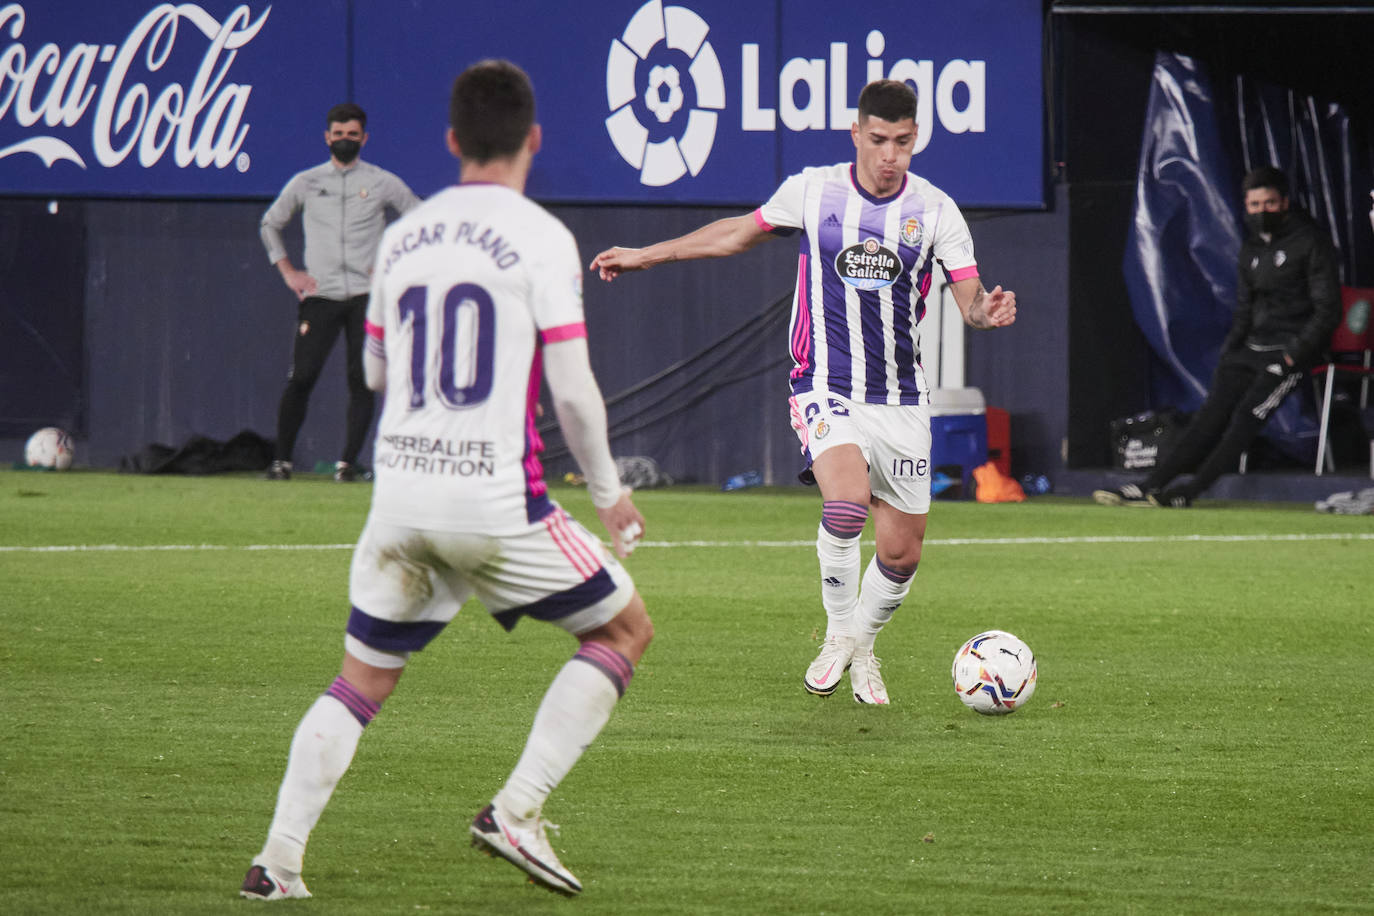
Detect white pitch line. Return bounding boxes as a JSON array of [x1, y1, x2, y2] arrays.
[[1, 532, 1372, 554]]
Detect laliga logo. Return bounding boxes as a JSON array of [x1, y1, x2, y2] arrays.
[[604, 3, 988, 188], [605, 0, 725, 187], [0, 3, 268, 172]]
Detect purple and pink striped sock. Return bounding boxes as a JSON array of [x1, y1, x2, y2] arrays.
[[821, 499, 868, 538], [326, 676, 380, 727]]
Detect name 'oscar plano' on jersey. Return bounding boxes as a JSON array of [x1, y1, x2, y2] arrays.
[[382, 220, 522, 275], [835, 237, 901, 290]]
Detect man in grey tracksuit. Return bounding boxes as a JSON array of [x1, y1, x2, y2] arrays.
[[260, 102, 420, 481]]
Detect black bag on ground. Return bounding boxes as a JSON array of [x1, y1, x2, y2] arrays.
[[1110, 409, 1187, 471], [119, 430, 274, 474]]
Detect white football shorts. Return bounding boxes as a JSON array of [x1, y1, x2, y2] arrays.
[[346, 507, 635, 657], [788, 390, 933, 515]]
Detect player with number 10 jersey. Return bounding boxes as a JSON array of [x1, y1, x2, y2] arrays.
[[365, 185, 582, 534], [240, 63, 652, 902]]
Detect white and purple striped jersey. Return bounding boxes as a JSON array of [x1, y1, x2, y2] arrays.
[[364, 183, 585, 534], [755, 163, 979, 405]]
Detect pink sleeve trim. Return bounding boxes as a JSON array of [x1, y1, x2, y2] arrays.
[[948, 265, 980, 282], [753, 208, 775, 233], [540, 322, 587, 344], [365, 319, 384, 340]]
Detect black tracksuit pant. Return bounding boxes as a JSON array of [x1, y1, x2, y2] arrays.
[[275, 294, 373, 465], [1142, 346, 1304, 498]]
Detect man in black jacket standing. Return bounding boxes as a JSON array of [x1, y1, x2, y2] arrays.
[[1096, 166, 1340, 508]]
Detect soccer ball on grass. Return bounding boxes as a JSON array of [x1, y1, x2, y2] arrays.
[[24, 427, 75, 470], [952, 630, 1037, 715]]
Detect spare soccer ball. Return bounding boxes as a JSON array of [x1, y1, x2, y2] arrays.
[[952, 630, 1037, 715], [24, 427, 75, 470]]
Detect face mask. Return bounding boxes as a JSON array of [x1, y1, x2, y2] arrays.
[[329, 138, 361, 164], [1245, 209, 1285, 235]]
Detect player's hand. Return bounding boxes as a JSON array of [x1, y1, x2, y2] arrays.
[[595, 489, 645, 558], [590, 246, 647, 282], [978, 285, 1017, 328], [281, 267, 318, 300]]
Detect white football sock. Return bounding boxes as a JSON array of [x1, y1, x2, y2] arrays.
[[853, 557, 915, 653], [816, 524, 861, 639], [260, 694, 365, 877], [494, 650, 626, 823]]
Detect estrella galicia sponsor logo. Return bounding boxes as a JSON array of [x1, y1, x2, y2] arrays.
[[835, 237, 901, 290], [604, 0, 725, 187], [0, 4, 269, 174]]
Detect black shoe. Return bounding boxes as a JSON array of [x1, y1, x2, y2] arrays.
[[333, 461, 372, 482], [1092, 483, 1152, 507], [265, 460, 292, 481], [239, 862, 310, 900], [1148, 489, 1193, 508]]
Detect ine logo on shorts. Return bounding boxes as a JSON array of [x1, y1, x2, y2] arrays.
[[604, 0, 725, 187]]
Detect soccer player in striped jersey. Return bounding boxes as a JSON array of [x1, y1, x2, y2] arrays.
[[592, 79, 1015, 706], [241, 60, 652, 900]]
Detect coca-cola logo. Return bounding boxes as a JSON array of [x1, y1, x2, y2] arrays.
[[0, 3, 269, 173]]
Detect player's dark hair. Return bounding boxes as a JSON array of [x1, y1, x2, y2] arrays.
[[450, 59, 536, 163], [857, 80, 917, 124], [326, 102, 367, 130], [1242, 165, 1288, 198]]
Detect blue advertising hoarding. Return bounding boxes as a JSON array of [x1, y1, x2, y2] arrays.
[[0, 2, 345, 197], [1, 0, 1043, 206]]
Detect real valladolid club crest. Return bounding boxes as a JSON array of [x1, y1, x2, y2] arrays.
[[901, 216, 921, 246], [0, 4, 269, 174]]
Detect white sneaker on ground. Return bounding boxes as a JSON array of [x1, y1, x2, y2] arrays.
[[470, 803, 582, 896], [850, 649, 890, 705], [1092, 483, 1152, 507], [239, 862, 311, 900], [804, 635, 855, 696]]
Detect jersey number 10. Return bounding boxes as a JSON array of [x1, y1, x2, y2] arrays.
[[397, 283, 495, 409]]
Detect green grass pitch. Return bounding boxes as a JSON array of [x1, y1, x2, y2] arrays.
[[1, 470, 1371, 914]]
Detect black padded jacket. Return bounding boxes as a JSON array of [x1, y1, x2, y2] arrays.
[[1223, 207, 1340, 370]]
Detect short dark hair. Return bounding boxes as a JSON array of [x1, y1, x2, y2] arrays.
[[857, 80, 917, 124], [326, 102, 367, 130], [450, 59, 536, 164], [1242, 165, 1288, 198]]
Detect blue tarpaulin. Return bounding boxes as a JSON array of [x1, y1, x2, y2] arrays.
[[1123, 51, 1374, 464]]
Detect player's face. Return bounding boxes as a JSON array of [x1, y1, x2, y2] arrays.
[[1243, 187, 1288, 214], [851, 115, 916, 197]]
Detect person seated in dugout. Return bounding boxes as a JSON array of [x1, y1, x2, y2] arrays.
[[1094, 165, 1340, 508]]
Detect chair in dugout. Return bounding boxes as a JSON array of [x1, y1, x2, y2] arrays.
[[1313, 286, 1374, 476]]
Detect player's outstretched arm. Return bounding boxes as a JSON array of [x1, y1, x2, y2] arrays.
[[590, 213, 772, 281], [543, 338, 645, 557], [951, 277, 1017, 330]]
